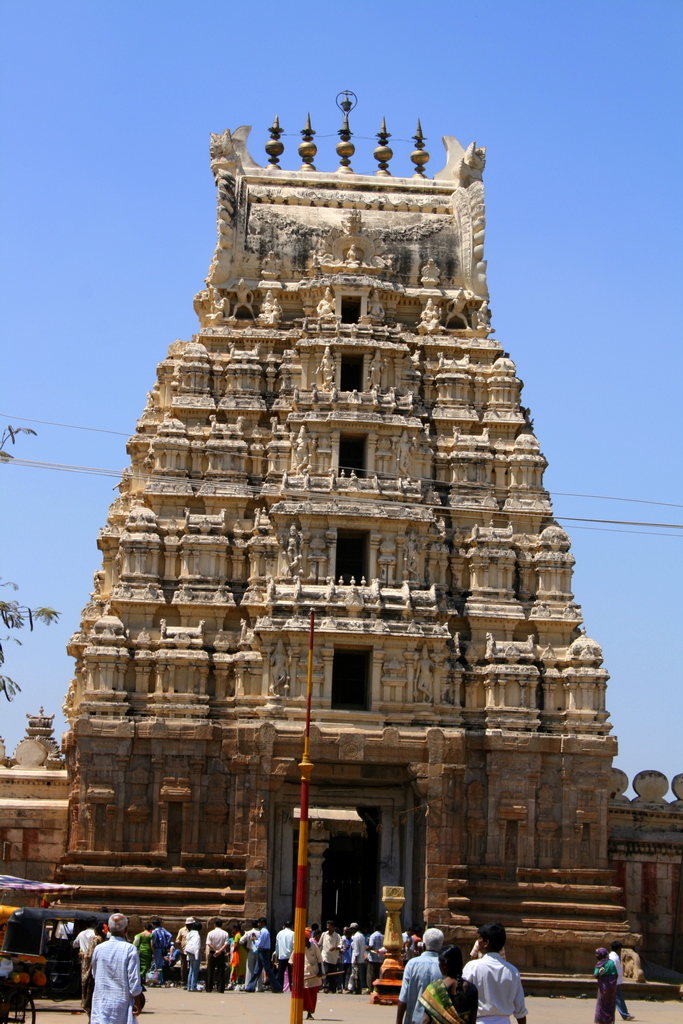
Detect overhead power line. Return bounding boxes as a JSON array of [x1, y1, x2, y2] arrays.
[[0, 413, 130, 437], [2, 412, 681, 511], [5, 457, 682, 537]]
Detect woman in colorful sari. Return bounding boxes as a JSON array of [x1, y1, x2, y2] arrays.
[[133, 922, 154, 978], [229, 921, 247, 988], [418, 944, 478, 1024], [593, 947, 619, 1024]]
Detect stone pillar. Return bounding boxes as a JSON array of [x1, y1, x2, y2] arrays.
[[308, 830, 329, 929], [367, 432, 378, 474], [369, 532, 382, 581], [321, 647, 334, 705], [371, 649, 385, 711]]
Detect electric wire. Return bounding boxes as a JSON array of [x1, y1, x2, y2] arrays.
[[5, 456, 682, 536], [2, 413, 681, 511]]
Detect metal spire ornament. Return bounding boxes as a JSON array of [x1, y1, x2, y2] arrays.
[[410, 119, 430, 178], [265, 115, 284, 168], [298, 113, 317, 171], [335, 90, 357, 174], [373, 117, 393, 176]]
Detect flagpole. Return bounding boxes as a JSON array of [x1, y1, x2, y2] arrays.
[[290, 608, 315, 1024]]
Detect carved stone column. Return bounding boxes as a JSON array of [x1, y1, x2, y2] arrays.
[[308, 828, 329, 929]]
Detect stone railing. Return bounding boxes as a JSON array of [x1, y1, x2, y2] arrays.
[[610, 768, 683, 808]]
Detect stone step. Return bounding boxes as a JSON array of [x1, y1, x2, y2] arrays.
[[521, 975, 683, 1000], [449, 895, 627, 918], [448, 876, 624, 901]]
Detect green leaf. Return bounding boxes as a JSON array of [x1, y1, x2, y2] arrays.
[[0, 675, 21, 700]]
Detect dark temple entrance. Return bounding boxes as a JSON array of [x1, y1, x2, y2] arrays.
[[320, 808, 379, 928]]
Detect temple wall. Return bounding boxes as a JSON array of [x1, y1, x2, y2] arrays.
[[0, 766, 69, 884], [609, 769, 683, 974]]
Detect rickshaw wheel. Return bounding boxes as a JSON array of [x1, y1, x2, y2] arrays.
[[5, 990, 36, 1024]]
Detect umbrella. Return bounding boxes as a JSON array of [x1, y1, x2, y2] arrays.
[[0, 875, 77, 893]]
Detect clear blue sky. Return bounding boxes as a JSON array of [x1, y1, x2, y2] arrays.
[[1, 0, 681, 794]]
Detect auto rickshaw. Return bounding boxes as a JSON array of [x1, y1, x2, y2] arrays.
[[0, 907, 109, 1023]]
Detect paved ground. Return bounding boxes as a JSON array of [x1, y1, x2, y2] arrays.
[[32, 988, 682, 1021]]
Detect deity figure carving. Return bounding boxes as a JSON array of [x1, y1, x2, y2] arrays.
[[413, 644, 433, 703], [344, 244, 363, 268], [269, 638, 289, 698], [318, 345, 336, 390], [418, 298, 442, 334], [420, 258, 441, 286], [369, 349, 384, 388], [395, 430, 413, 477], [316, 287, 336, 319], [475, 300, 492, 331], [261, 250, 281, 280], [405, 529, 420, 582], [445, 289, 471, 329], [232, 278, 255, 318], [204, 287, 230, 325], [285, 524, 303, 576], [293, 425, 313, 472], [368, 291, 384, 321], [258, 289, 282, 325]]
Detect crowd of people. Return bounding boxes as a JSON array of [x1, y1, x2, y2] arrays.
[[75, 910, 637, 1024]]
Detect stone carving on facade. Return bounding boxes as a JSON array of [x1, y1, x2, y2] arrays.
[[285, 524, 303, 577], [316, 287, 336, 320], [269, 638, 290, 698], [456, 142, 487, 188], [317, 345, 336, 389], [317, 209, 390, 275], [420, 258, 441, 287], [258, 289, 282, 325], [418, 298, 443, 334], [413, 645, 433, 703]]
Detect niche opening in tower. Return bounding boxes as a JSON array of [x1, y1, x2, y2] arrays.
[[335, 531, 367, 584], [331, 649, 369, 710], [340, 354, 363, 391], [340, 296, 362, 324], [339, 435, 366, 478]]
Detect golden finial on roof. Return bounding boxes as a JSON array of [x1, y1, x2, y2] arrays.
[[335, 90, 357, 174], [373, 117, 393, 176], [265, 115, 284, 168], [410, 119, 430, 178], [298, 113, 317, 171]]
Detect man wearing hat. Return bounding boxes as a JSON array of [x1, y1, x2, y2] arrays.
[[175, 917, 195, 988]]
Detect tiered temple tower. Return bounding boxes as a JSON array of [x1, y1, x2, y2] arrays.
[[59, 108, 636, 969]]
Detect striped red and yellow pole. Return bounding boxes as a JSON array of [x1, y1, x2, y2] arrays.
[[290, 608, 315, 1024]]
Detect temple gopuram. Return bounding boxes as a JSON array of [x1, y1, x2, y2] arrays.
[[54, 99, 641, 971]]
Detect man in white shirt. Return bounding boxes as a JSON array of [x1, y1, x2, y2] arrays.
[[205, 917, 231, 993], [609, 941, 635, 1020], [321, 921, 343, 993], [348, 922, 366, 994], [275, 920, 295, 990], [73, 926, 95, 952], [462, 923, 527, 1024]]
